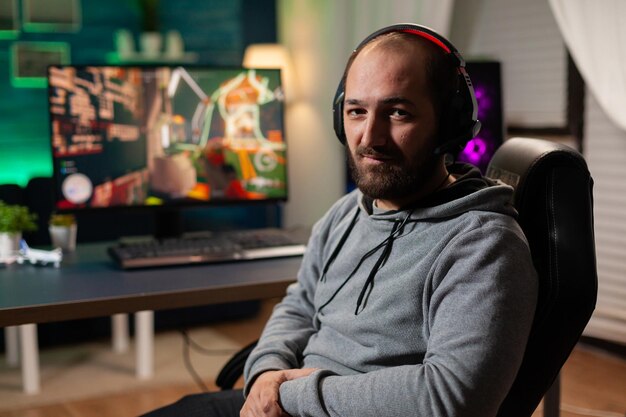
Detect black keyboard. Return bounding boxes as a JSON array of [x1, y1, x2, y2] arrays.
[[108, 228, 307, 269]]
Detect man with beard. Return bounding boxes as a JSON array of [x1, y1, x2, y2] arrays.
[[143, 24, 537, 417]]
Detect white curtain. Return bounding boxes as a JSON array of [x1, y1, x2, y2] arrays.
[[548, 0, 626, 132]]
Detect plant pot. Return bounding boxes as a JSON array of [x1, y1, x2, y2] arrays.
[[0, 232, 21, 262], [49, 224, 77, 252]]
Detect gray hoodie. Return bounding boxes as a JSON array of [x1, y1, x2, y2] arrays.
[[244, 164, 538, 417]]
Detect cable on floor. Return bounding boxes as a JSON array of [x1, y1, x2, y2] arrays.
[[180, 328, 241, 392], [182, 331, 210, 392], [180, 329, 241, 355]]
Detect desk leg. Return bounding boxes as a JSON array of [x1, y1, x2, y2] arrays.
[[135, 311, 154, 380], [19, 324, 40, 394], [111, 313, 129, 353], [4, 326, 19, 367]]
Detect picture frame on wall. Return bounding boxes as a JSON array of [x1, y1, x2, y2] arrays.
[[0, 0, 19, 39], [22, 0, 81, 33], [11, 42, 70, 88]]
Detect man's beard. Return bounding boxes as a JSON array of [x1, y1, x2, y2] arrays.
[[347, 145, 438, 201]]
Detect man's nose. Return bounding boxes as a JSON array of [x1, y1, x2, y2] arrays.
[[361, 114, 388, 148]]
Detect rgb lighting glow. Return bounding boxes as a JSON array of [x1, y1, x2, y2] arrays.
[[457, 64, 502, 174], [462, 137, 488, 165]]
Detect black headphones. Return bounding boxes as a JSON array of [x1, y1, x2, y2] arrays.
[[332, 23, 481, 155]]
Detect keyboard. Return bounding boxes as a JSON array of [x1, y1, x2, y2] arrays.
[[108, 228, 308, 269]]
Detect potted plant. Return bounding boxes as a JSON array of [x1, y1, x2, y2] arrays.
[[0, 201, 37, 261], [49, 213, 77, 252]]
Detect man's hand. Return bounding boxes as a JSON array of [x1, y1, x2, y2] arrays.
[[240, 368, 317, 417]]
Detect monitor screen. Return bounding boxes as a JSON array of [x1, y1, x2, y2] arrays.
[[47, 65, 287, 211]]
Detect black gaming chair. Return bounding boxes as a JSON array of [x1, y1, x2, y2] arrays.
[[217, 137, 598, 417], [487, 137, 597, 417]]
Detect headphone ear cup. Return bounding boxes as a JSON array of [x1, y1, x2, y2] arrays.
[[448, 93, 467, 136], [333, 80, 346, 145], [434, 75, 479, 155], [434, 93, 461, 155]]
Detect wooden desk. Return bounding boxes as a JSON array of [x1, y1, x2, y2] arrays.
[[0, 242, 301, 393]]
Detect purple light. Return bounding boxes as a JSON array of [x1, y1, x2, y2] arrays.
[[474, 86, 492, 120], [461, 137, 488, 164]]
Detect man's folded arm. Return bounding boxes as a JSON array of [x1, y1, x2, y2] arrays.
[[243, 280, 318, 395]]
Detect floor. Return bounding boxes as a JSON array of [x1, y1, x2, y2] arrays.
[[1, 299, 625, 417]]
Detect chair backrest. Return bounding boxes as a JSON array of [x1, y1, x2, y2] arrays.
[[487, 137, 598, 417]]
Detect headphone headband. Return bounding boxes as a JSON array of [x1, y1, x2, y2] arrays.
[[333, 23, 481, 155], [400, 29, 452, 53], [356, 24, 455, 55]]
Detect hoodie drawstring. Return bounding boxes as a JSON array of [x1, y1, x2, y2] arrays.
[[317, 208, 414, 315], [354, 220, 399, 314], [320, 206, 360, 283]]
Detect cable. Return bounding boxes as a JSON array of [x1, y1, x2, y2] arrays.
[[179, 329, 241, 392], [180, 329, 240, 355], [562, 403, 626, 417], [182, 330, 210, 392]]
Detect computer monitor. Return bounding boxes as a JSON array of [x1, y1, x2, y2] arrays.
[[47, 65, 287, 236]]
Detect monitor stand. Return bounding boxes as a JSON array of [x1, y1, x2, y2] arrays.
[[154, 209, 184, 239]]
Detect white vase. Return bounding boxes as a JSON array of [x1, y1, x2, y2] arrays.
[[49, 224, 77, 252], [0, 232, 21, 262], [140, 32, 162, 58]]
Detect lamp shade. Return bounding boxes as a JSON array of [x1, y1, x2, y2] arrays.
[[243, 43, 296, 102]]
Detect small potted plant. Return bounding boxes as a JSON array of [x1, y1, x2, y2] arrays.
[[0, 201, 37, 261], [49, 213, 77, 252]]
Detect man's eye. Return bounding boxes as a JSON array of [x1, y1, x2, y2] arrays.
[[390, 109, 410, 118], [346, 108, 365, 117]]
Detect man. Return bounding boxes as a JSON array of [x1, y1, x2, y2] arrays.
[[144, 24, 537, 417]]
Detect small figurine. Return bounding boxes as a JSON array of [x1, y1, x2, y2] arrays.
[[16, 240, 62, 268]]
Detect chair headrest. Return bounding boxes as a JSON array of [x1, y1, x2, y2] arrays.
[[486, 137, 590, 209]]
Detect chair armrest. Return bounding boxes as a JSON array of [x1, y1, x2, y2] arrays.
[[216, 340, 258, 390]]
